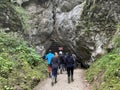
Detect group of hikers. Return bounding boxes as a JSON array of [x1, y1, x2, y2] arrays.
[[45, 50, 76, 86]]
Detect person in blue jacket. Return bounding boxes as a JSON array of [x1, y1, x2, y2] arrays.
[[45, 50, 54, 78]]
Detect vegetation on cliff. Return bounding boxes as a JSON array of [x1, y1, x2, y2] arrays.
[[0, 0, 120, 90], [86, 30, 120, 90], [0, 31, 47, 90], [79, 1, 120, 89], [0, 1, 47, 90], [0, 0, 23, 32]]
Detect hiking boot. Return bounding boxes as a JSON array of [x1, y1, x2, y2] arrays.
[[51, 77, 54, 86], [51, 82, 54, 86], [55, 77, 57, 83], [68, 77, 70, 83], [49, 73, 51, 78], [71, 75, 74, 82], [60, 69, 62, 74]]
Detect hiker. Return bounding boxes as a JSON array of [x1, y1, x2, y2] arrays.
[[45, 50, 54, 78], [51, 52, 59, 86], [63, 52, 68, 71], [72, 53, 77, 68], [65, 52, 75, 83], [59, 51, 65, 74]]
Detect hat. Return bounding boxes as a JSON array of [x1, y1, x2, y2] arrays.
[[59, 51, 62, 54]]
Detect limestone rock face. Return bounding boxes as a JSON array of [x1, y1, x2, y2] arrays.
[[20, 0, 120, 67], [23, 0, 54, 56], [76, 0, 120, 62], [23, 0, 84, 57], [0, 1, 23, 32], [54, 0, 83, 12], [55, 1, 85, 60], [10, 0, 29, 6]]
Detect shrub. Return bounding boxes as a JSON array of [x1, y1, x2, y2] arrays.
[[0, 31, 47, 90]]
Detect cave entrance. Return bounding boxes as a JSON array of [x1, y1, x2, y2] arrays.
[[44, 40, 90, 69], [46, 41, 71, 54]]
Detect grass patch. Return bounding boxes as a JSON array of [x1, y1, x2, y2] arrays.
[[86, 49, 120, 90]]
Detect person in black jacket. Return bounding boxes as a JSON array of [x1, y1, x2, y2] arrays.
[[51, 52, 59, 86], [59, 51, 65, 74], [65, 52, 75, 83]]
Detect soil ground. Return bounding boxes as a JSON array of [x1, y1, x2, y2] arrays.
[[34, 69, 91, 90]]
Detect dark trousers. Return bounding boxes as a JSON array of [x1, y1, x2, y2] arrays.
[[52, 68, 58, 78], [67, 66, 74, 77]]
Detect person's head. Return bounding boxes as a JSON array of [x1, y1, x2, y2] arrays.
[[65, 52, 68, 55], [68, 52, 72, 56], [48, 50, 52, 53], [54, 52, 58, 57]]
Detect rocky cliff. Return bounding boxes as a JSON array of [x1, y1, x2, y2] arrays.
[[1, 0, 120, 67], [21, 0, 84, 58], [0, 0, 23, 32], [77, 0, 120, 62]]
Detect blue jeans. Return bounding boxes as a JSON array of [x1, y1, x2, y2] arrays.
[[52, 68, 58, 78], [60, 64, 65, 71]]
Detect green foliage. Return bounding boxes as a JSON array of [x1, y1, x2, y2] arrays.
[[4, 85, 13, 90], [13, 5, 30, 31], [0, 31, 47, 90], [0, 0, 10, 3], [86, 29, 120, 90], [112, 35, 120, 48], [117, 22, 120, 29], [0, 56, 13, 78], [86, 49, 120, 90]]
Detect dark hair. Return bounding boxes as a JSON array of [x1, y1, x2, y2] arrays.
[[69, 52, 72, 55], [49, 50, 51, 51]]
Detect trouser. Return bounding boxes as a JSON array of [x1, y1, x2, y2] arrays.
[[52, 68, 58, 78], [74, 61, 77, 68], [48, 64, 52, 77], [60, 64, 65, 73], [61, 64, 65, 70], [48, 64, 51, 72], [67, 66, 74, 77], [52, 67, 58, 84], [67, 66, 74, 83]]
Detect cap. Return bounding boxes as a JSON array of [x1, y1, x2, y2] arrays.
[[59, 51, 62, 54]]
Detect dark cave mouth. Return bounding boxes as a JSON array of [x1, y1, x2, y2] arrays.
[[44, 40, 91, 69], [46, 41, 71, 54]]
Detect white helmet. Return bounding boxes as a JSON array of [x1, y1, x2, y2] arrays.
[[59, 51, 62, 54]]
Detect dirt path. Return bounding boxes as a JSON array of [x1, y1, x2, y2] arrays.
[[34, 69, 91, 90]]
